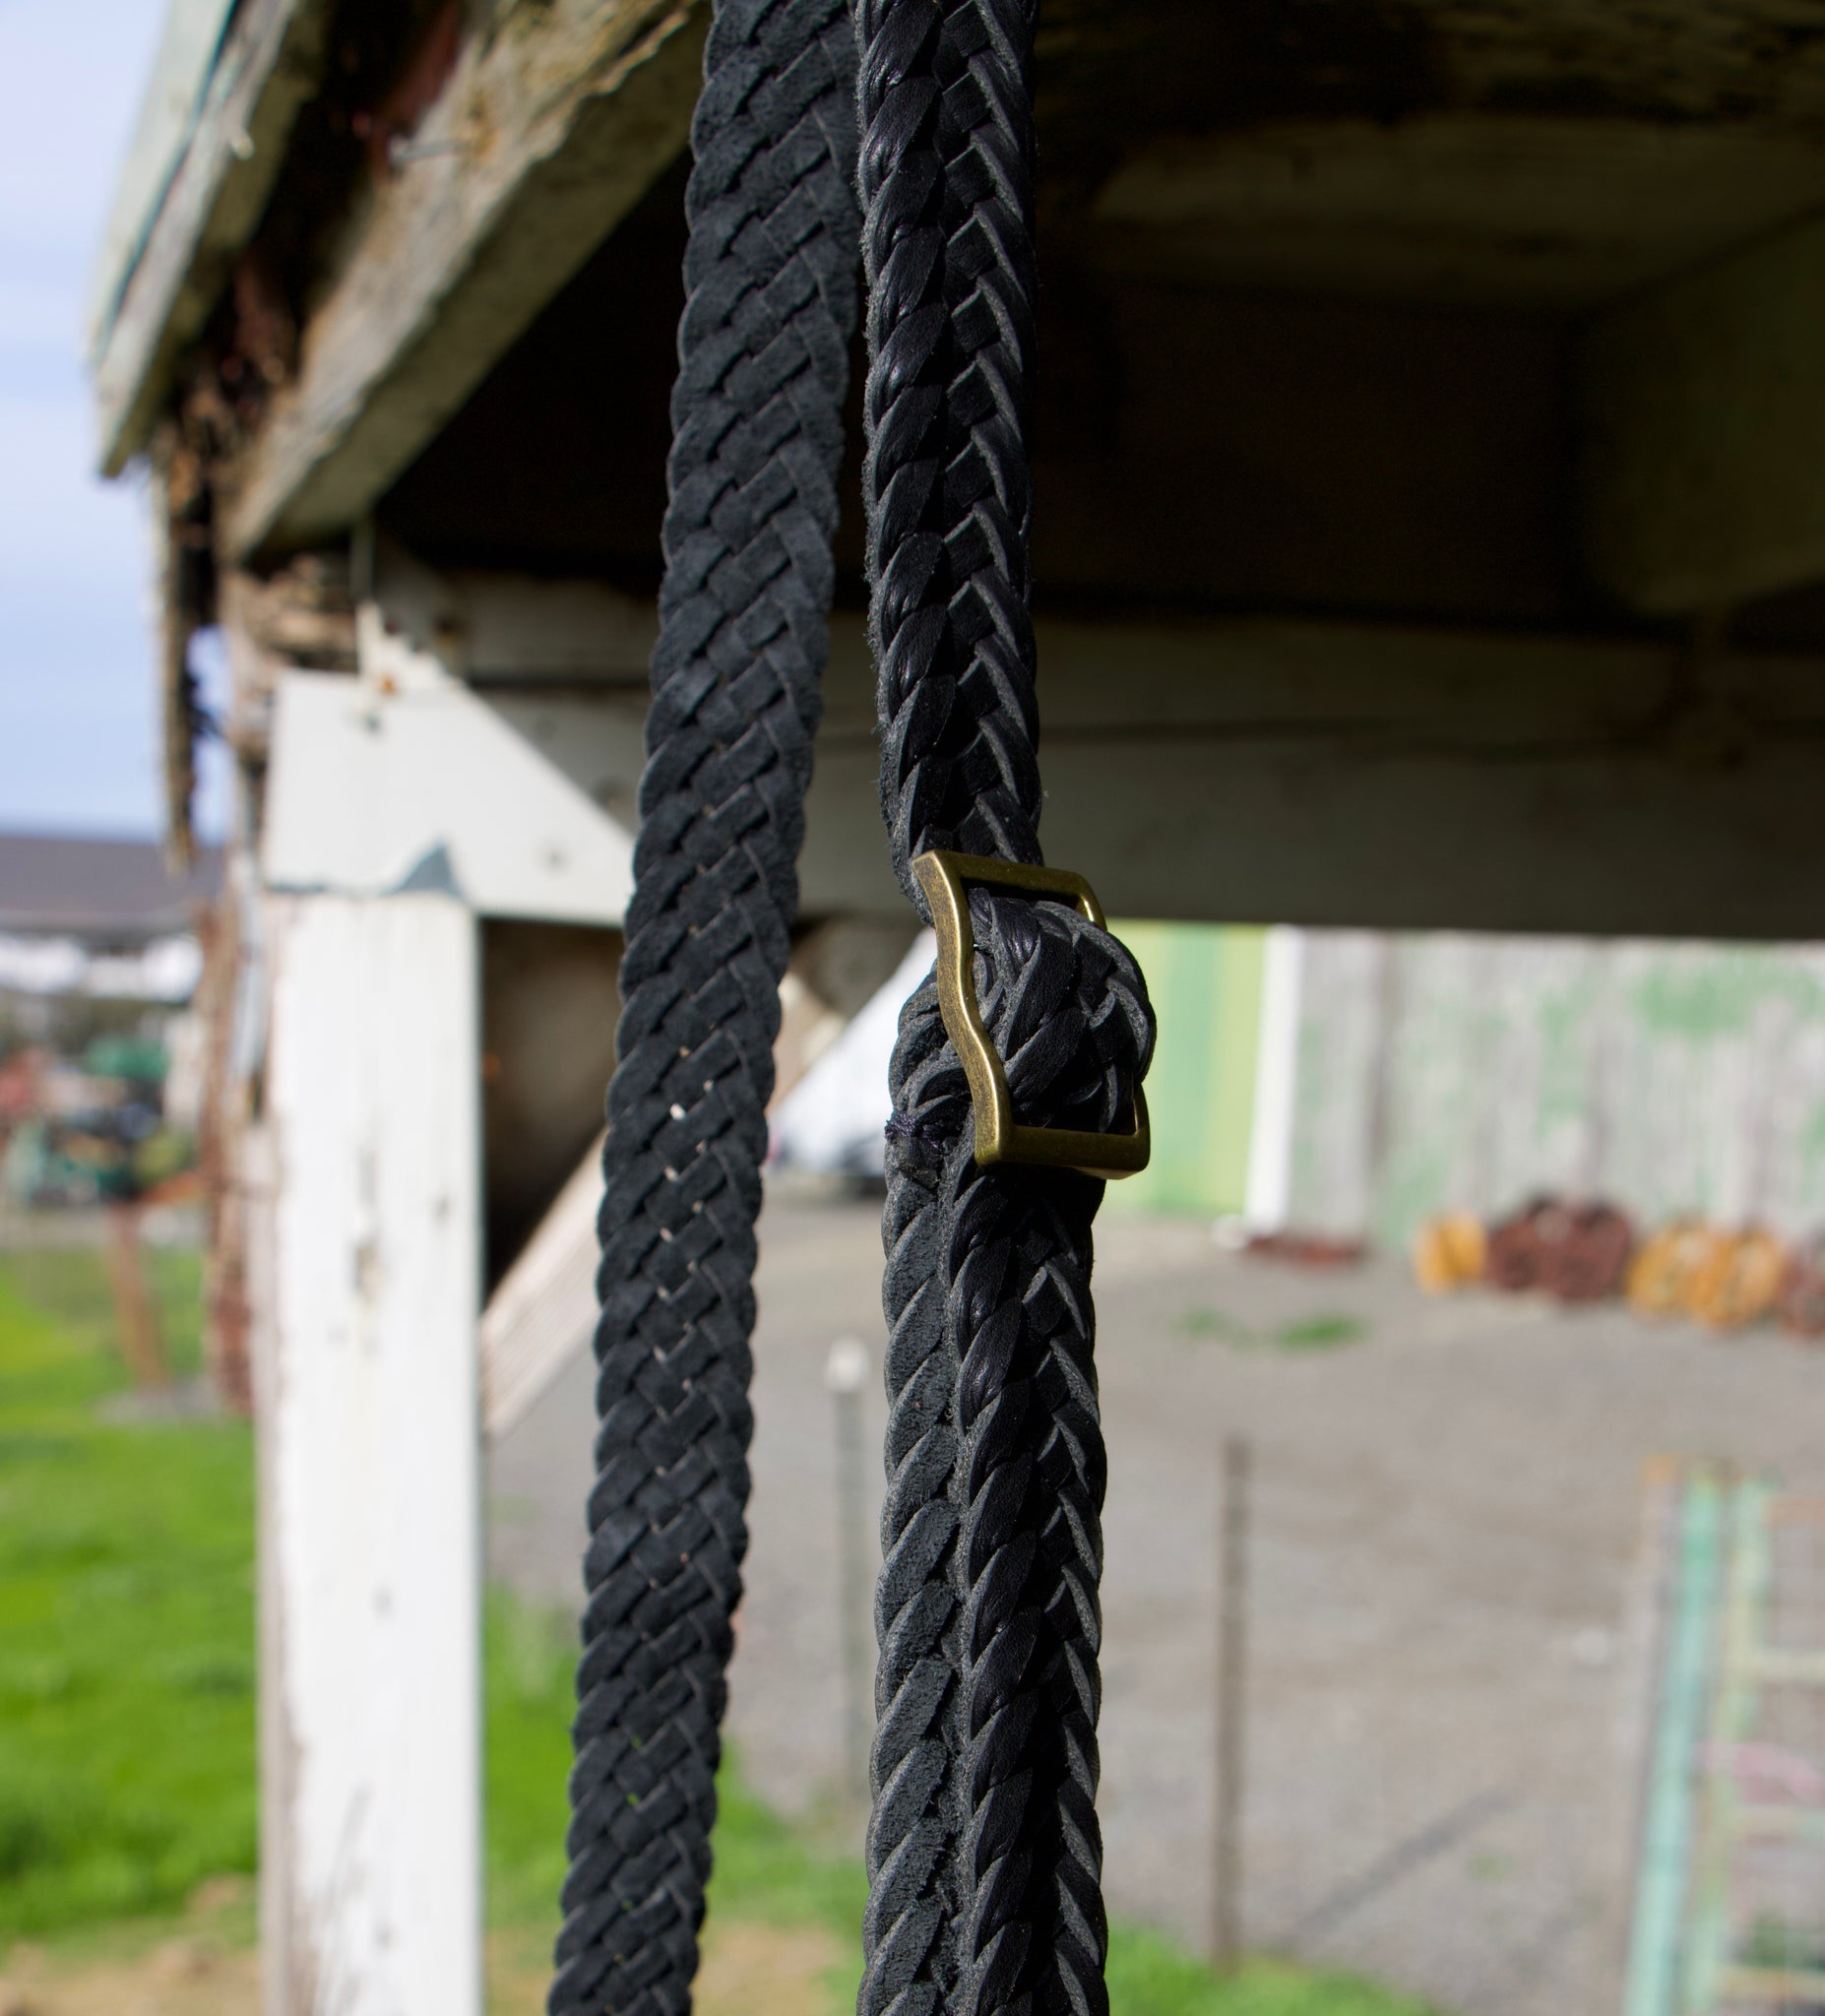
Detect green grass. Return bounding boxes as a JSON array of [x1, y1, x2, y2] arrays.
[[0, 1247, 252, 1936], [0, 1241, 1428, 2015], [1176, 1305, 1367, 1353], [485, 1586, 1432, 2016], [483, 1591, 582, 1929], [0, 1242, 206, 1380]]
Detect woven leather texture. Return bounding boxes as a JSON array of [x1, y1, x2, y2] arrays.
[[550, 4, 860, 2010], [855, 6, 1158, 2012]]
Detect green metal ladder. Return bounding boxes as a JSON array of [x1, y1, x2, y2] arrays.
[[1622, 1472, 1825, 2016]]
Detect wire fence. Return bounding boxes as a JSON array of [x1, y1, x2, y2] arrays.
[[1199, 1436, 1618, 2016], [685, 1215, 1825, 2016], [1213, 1464, 1825, 2016]]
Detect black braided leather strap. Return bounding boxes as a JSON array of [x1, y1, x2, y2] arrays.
[[860, 0, 1044, 904], [550, 6, 859, 2011], [854, 5, 1156, 2015]]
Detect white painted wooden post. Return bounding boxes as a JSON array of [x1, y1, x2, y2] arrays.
[[242, 549, 638, 2014], [260, 891, 482, 2016]]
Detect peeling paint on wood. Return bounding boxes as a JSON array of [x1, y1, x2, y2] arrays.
[[222, 0, 707, 556], [261, 668, 636, 923], [93, 0, 338, 474], [262, 892, 483, 2016], [1288, 929, 1825, 1246]]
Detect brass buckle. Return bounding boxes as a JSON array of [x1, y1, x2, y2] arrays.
[[912, 849, 1151, 1179]]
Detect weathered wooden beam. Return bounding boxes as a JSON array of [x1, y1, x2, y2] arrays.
[[88, 0, 239, 355], [1089, 117, 1825, 311], [260, 555, 638, 920], [479, 1131, 604, 1442], [797, 614, 1825, 937], [1582, 212, 1825, 616], [93, 0, 336, 475], [367, 534, 657, 685], [413, 565, 1825, 937], [221, 0, 706, 560]]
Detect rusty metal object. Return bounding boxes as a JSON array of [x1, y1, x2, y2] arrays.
[[1483, 1197, 1554, 1292], [1542, 1202, 1636, 1303], [1777, 1235, 1825, 1339], [1245, 1230, 1366, 1268], [1484, 1196, 1634, 1301]]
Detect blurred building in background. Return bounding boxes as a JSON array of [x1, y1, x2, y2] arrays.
[[1286, 932, 1825, 1252], [778, 917, 1825, 1259], [0, 830, 218, 1215]]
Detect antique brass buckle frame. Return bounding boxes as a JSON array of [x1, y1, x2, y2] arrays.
[[912, 849, 1152, 1179]]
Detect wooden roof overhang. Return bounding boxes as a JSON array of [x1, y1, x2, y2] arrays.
[[92, 0, 1825, 935]]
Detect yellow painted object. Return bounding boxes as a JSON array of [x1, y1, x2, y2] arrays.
[[1626, 1221, 1719, 1318], [1628, 1221, 1787, 1328], [1413, 1212, 1487, 1293], [1688, 1228, 1787, 1330]]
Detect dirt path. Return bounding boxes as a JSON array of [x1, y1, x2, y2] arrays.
[[1, 1921, 839, 2016], [492, 1195, 1825, 2016], [488, 1920, 840, 2016], [0, 1940, 258, 2016]]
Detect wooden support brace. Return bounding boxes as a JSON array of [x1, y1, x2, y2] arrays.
[[262, 546, 1825, 940]]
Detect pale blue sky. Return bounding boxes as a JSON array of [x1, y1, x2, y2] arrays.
[[0, 0, 226, 841]]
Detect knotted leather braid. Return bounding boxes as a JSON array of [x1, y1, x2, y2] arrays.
[[551, 5, 859, 2011], [866, 906, 1151, 2016], [855, 6, 1157, 2014]]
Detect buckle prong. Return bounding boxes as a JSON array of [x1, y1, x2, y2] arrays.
[[912, 850, 1152, 1179]]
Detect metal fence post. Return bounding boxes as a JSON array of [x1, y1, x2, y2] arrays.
[[826, 1335, 872, 1807], [1214, 1433, 1252, 1968]]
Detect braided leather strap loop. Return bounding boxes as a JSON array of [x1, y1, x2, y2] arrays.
[[855, 5, 1157, 2013], [551, 5, 859, 2011], [867, 905, 1152, 2016]]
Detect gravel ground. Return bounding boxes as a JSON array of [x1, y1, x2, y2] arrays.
[[488, 1194, 1825, 2016]]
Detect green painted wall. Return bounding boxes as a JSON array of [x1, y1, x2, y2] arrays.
[[1102, 922, 1266, 1220]]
